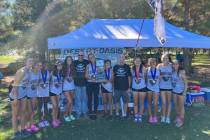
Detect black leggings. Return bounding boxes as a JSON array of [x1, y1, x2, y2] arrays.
[[86, 82, 99, 114]]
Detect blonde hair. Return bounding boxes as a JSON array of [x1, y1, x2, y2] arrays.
[[148, 58, 156, 66]]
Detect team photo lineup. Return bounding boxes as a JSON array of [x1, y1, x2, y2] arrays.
[[9, 51, 187, 138]]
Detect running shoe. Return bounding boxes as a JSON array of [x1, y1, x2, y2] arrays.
[[175, 118, 184, 127], [26, 127, 33, 133], [161, 116, 166, 123], [52, 120, 59, 128], [44, 120, 50, 127], [64, 116, 71, 122], [31, 124, 40, 132], [69, 115, 76, 121], [38, 121, 45, 128], [165, 117, 171, 124], [56, 119, 61, 125], [153, 116, 158, 123], [138, 115, 142, 122], [148, 116, 153, 123], [134, 116, 138, 123]]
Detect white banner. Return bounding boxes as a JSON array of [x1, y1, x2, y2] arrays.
[[154, 0, 166, 45]]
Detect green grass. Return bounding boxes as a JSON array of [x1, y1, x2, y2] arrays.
[[0, 56, 18, 66], [1, 84, 210, 140]]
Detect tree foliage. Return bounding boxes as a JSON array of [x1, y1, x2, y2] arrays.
[[0, 0, 210, 68]]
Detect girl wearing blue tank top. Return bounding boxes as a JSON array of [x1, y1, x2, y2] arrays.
[[10, 57, 33, 138], [172, 60, 187, 127], [157, 54, 172, 124], [147, 58, 160, 124], [50, 61, 63, 128], [132, 57, 147, 123], [25, 62, 41, 133], [62, 56, 76, 122]]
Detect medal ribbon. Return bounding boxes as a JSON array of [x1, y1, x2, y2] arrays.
[[41, 70, 48, 84], [56, 72, 61, 83], [135, 65, 142, 79], [150, 68, 157, 80], [105, 68, 111, 80], [91, 63, 96, 75]]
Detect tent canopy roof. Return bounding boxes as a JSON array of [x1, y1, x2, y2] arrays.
[[48, 19, 210, 49]]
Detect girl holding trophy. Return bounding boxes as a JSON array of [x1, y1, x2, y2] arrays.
[[85, 54, 100, 120]]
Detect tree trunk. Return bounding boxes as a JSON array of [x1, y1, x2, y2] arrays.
[[183, 0, 193, 74]]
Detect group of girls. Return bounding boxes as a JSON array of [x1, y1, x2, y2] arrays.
[[10, 56, 76, 138], [9, 53, 187, 138], [129, 54, 187, 127]]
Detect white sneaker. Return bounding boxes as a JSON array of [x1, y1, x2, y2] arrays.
[[161, 116, 165, 123], [165, 117, 171, 124], [44, 120, 50, 127]]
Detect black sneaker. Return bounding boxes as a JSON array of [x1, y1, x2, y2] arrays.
[[21, 129, 31, 138]]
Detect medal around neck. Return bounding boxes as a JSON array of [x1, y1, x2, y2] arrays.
[[149, 79, 156, 85], [91, 74, 96, 81]]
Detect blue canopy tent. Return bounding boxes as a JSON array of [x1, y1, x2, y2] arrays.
[[48, 19, 210, 49]]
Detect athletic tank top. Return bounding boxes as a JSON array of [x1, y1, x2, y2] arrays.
[[63, 68, 75, 91], [9, 67, 30, 99], [172, 71, 185, 94], [27, 71, 39, 97], [146, 67, 160, 93], [50, 73, 63, 95], [159, 63, 172, 89], [131, 66, 146, 90]]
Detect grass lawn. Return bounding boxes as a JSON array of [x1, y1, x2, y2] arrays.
[[0, 54, 210, 140], [0, 56, 18, 66], [0, 82, 210, 140]]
